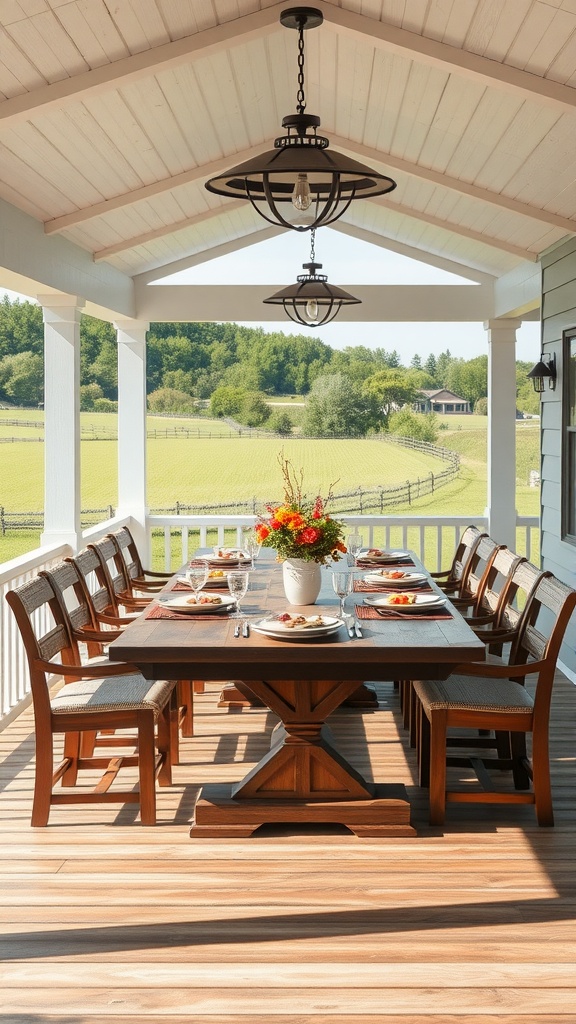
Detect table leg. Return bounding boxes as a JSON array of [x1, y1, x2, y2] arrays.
[[192, 678, 415, 838]]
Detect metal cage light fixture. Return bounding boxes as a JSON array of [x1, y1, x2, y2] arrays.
[[205, 7, 397, 231], [527, 352, 557, 393], [263, 228, 361, 326]]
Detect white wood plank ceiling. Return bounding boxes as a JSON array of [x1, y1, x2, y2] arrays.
[[1, 0, 576, 312]]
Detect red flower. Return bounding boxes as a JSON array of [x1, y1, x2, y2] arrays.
[[255, 524, 270, 541], [269, 518, 282, 531], [297, 526, 322, 545]]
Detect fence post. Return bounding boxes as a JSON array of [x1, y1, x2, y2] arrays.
[[0, 506, 4, 536], [431, 472, 434, 493], [407, 481, 411, 505]]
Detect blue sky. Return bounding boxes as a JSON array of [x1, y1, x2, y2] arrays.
[[2, 228, 540, 363]]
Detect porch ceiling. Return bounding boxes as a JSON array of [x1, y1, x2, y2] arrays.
[[1, 0, 575, 322]]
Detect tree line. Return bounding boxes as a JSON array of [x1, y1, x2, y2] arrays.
[[0, 295, 540, 436]]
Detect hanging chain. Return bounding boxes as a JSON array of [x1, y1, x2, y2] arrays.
[[309, 228, 316, 263], [296, 20, 306, 113]]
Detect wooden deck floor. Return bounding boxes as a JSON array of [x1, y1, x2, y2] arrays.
[[1, 674, 576, 1023]]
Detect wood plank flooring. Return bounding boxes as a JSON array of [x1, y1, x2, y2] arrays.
[[1, 674, 576, 1022]]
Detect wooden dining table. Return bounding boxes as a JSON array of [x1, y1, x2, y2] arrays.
[[109, 553, 485, 838]]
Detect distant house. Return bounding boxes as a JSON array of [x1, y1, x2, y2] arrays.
[[415, 388, 471, 415]]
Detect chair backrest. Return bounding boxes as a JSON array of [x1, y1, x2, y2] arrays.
[[510, 574, 576, 708], [499, 560, 550, 634], [88, 537, 130, 608], [458, 535, 503, 601], [40, 560, 102, 658], [446, 525, 487, 586], [473, 547, 526, 619], [5, 576, 77, 715], [108, 527, 144, 585], [69, 546, 118, 619]]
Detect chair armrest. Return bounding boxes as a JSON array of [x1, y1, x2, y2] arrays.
[[430, 569, 451, 579], [452, 659, 547, 679], [72, 626, 123, 644], [464, 611, 497, 625], [35, 658, 141, 678], [140, 569, 172, 580]]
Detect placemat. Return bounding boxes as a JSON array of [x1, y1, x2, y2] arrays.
[[355, 603, 452, 621], [145, 603, 230, 621], [353, 579, 433, 593], [356, 559, 416, 570]]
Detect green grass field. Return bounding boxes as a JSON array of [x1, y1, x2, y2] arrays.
[[0, 411, 541, 563]]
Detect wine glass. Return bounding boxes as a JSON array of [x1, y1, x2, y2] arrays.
[[332, 571, 353, 619], [243, 530, 261, 568], [227, 569, 249, 618], [346, 532, 364, 566], [185, 559, 209, 596]]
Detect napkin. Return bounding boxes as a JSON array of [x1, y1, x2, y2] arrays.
[[355, 603, 452, 621]]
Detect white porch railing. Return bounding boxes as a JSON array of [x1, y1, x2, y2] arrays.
[[1, 512, 539, 729]]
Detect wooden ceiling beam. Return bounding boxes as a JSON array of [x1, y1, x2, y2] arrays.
[[0, 7, 280, 128], [93, 201, 247, 261], [134, 226, 284, 286], [320, 1, 576, 115]]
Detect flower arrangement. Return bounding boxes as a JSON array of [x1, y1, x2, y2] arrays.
[[255, 454, 347, 565]]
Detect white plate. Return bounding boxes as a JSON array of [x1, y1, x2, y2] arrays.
[[359, 549, 412, 563], [252, 615, 344, 639], [364, 593, 446, 612], [161, 592, 236, 613], [177, 572, 230, 588], [363, 571, 427, 587], [208, 555, 250, 567]]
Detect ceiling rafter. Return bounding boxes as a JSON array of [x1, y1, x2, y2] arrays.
[[329, 135, 576, 234], [44, 131, 576, 238], [134, 225, 285, 286], [0, 6, 280, 129], [93, 201, 247, 261], [330, 222, 496, 284], [368, 196, 538, 262], [43, 143, 271, 234], [320, 1, 576, 114], [93, 187, 533, 266]]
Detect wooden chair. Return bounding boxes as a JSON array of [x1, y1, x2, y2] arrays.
[[430, 524, 487, 595], [414, 573, 576, 826], [107, 526, 170, 596], [462, 547, 525, 634], [5, 575, 177, 826], [88, 536, 151, 614], [61, 554, 194, 742], [446, 535, 504, 610]]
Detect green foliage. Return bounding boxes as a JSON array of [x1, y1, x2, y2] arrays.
[[445, 354, 487, 406], [0, 351, 43, 405], [80, 383, 104, 410], [93, 398, 118, 412], [388, 409, 439, 443], [268, 409, 293, 435], [238, 391, 270, 428], [302, 373, 377, 437], [210, 385, 246, 417], [0, 296, 43, 359], [474, 397, 488, 415], [362, 368, 420, 426], [147, 387, 197, 413]]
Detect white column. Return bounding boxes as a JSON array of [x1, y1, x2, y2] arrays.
[[39, 294, 85, 550], [114, 320, 149, 555], [484, 318, 522, 549]]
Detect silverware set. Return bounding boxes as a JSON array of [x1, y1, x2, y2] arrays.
[[233, 621, 250, 638], [347, 618, 363, 639]]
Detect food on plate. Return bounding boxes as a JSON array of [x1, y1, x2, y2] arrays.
[[276, 613, 326, 629], [208, 569, 225, 579], [367, 548, 384, 556], [213, 547, 247, 560], [379, 570, 406, 580], [386, 593, 417, 606], [186, 594, 223, 606]]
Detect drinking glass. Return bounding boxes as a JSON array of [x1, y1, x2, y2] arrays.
[[332, 571, 353, 619], [185, 559, 209, 596], [227, 570, 249, 618], [243, 530, 262, 568], [346, 532, 364, 566]]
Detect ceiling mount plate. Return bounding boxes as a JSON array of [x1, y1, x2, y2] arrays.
[[280, 7, 323, 30]]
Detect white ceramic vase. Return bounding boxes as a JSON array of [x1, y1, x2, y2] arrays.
[[282, 557, 322, 606]]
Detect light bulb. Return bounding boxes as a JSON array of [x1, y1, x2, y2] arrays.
[[305, 298, 319, 322], [292, 173, 312, 211]]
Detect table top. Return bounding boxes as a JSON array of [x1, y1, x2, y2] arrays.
[[108, 553, 486, 683]]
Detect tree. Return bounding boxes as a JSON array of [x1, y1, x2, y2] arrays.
[[362, 368, 420, 427], [445, 355, 487, 407], [388, 409, 439, 443], [424, 353, 438, 381], [147, 388, 197, 414], [302, 373, 376, 437], [474, 397, 488, 415], [410, 354, 422, 369], [238, 391, 270, 428], [267, 409, 293, 435], [0, 351, 43, 405], [210, 385, 246, 417], [80, 383, 104, 410]]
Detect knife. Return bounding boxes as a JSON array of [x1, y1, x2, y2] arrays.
[[242, 620, 250, 638], [354, 621, 363, 638], [347, 621, 355, 639]]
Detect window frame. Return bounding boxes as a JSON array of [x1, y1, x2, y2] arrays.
[[561, 328, 576, 545]]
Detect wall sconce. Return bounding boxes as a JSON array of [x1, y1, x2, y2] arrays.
[[527, 353, 557, 393]]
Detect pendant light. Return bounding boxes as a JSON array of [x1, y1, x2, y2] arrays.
[[205, 7, 397, 231], [263, 229, 360, 326]]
